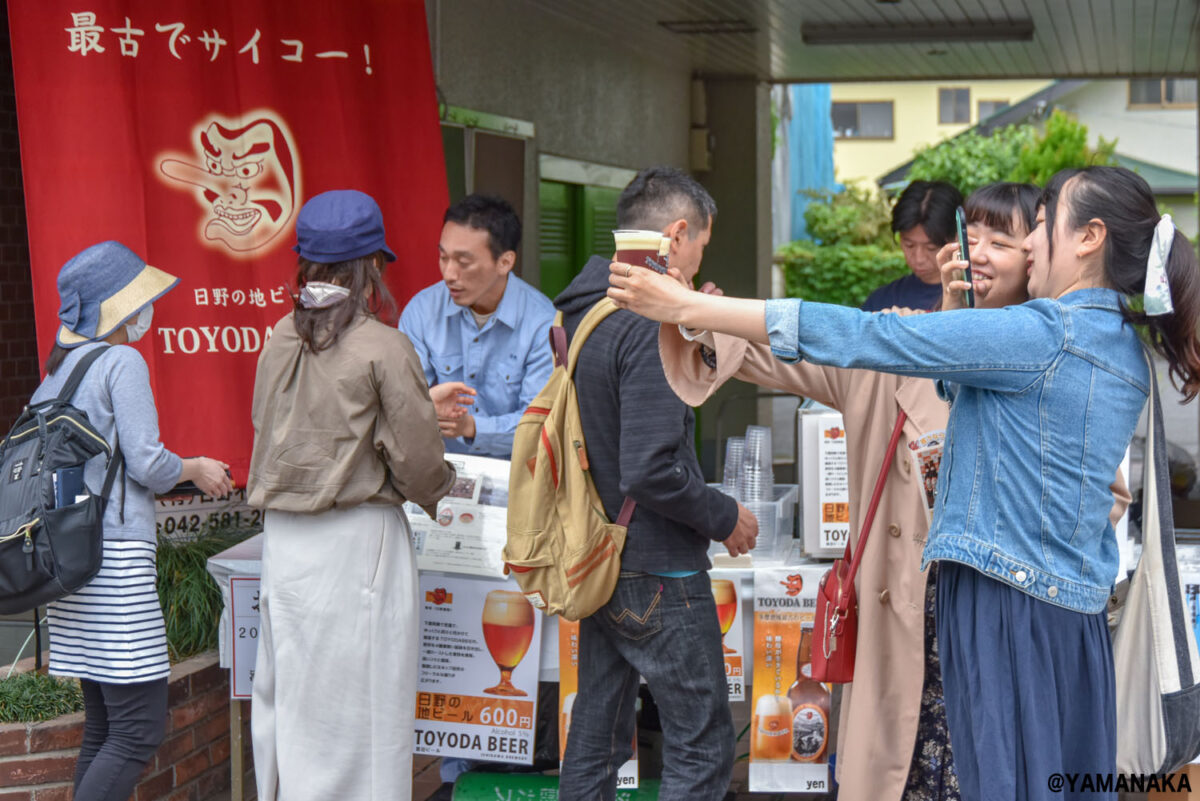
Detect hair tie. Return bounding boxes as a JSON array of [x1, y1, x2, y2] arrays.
[[299, 281, 351, 309], [1144, 214, 1175, 316]]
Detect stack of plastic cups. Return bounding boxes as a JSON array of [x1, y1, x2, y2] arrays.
[[742, 425, 776, 561], [723, 437, 745, 501]]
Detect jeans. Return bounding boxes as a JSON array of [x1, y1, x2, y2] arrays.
[[74, 677, 168, 801], [559, 571, 734, 801]]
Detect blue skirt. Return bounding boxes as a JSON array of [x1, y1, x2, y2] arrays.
[[935, 561, 1116, 801]]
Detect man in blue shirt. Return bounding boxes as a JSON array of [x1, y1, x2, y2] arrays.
[[399, 194, 554, 794], [400, 194, 555, 459]]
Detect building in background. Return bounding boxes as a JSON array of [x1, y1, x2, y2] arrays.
[[831, 79, 1052, 185], [877, 79, 1200, 237]]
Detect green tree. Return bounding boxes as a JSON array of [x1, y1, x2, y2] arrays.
[[907, 125, 1035, 196], [1010, 109, 1117, 186], [906, 110, 1116, 196]]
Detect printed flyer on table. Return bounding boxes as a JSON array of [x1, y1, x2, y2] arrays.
[[414, 573, 542, 764]]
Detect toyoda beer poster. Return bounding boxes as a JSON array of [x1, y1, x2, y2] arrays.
[[415, 575, 542, 764], [557, 620, 639, 788], [750, 568, 831, 793], [9, 2, 446, 481], [711, 576, 746, 701]]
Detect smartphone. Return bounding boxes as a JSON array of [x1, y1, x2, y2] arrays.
[[53, 466, 86, 508], [955, 206, 974, 308]]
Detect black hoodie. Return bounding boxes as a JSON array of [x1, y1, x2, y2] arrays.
[[553, 256, 738, 572]]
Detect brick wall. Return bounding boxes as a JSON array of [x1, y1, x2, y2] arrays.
[[0, 0, 41, 428], [0, 653, 249, 801]]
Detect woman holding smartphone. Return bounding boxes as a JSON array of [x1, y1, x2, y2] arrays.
[[612, 167, 1199, 800]]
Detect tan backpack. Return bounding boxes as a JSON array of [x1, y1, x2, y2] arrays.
[[504, 298, 634, 621]]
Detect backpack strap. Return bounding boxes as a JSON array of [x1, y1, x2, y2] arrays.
[[559, 298, 638, 526], [565, 298, 621, 378], [56, 346, 110, 403], [549, 311, 568, 368]]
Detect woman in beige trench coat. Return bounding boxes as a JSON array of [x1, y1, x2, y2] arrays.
[[660, 184, 1128, 801]]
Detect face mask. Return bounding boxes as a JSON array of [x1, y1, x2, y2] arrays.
[[125, 305, 153, 343]]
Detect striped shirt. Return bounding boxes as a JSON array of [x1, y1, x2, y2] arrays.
[[47, 539, 170, 684]]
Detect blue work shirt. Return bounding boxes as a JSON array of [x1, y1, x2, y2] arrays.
[[765, 289, 1149, 613], [399, 275, 555, 458]]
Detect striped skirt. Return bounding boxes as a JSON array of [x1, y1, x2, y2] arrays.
[[46, 539, 170, 684]]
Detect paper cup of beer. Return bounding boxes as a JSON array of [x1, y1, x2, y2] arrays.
[[752, 694, 794, 761], [613, 229, 670, 274]]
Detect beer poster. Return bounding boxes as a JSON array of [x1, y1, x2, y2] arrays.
[[558, 620, 639, 788], [228, 576, 260, 699], [415, 574, 542, 764], [406, 455, 511, 578], [711, 575, 746, 702], [749, 568, 831, 793], [818, 417, 850, 551]]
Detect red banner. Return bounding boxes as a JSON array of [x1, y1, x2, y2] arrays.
[[8, 1, 447, 481]]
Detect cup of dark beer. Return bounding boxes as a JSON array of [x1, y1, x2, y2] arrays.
[[612, 229, 670, 274]]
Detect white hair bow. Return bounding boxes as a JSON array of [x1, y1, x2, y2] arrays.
[[1144, 214, 1175, 316]]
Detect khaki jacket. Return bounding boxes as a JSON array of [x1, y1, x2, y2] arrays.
[[659, 323, 1129, 801], [249, 314, 455, 517]]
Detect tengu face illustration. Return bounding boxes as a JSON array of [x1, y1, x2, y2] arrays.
[[158, 112, 300, 257]]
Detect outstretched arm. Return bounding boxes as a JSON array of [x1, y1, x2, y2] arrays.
[[608, 262, 769, 343]]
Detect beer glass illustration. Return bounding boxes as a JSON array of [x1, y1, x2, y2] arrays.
[[752, 694, 793, 761], [711, 579, 738, 653], [482, 590, 535, 697]]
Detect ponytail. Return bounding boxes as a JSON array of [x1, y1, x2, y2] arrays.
[[1046, 166, 1200, 400]]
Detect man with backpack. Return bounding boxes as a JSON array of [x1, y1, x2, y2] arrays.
[[552, 166, 757, 800]]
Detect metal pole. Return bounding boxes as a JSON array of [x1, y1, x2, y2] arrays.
[[32, 608, 41, 671], [230, 698, 244, 801]]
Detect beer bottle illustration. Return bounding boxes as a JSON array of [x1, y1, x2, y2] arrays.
[[787, 624, 831, 762]]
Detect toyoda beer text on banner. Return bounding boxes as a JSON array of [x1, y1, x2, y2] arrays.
[[8, 2, 446, 481], [415, 574, 542, 764], [750, 568, 831, 794]]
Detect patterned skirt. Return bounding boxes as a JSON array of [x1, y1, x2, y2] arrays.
[[901, 563, 961, 801]]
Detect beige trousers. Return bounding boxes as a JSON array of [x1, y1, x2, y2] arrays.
[[252, 505, 418, 801]]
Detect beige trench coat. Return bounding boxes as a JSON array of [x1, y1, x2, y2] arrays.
[[660, 323, 944, 801]]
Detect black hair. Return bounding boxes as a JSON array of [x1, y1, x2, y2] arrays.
[[44, 345, 68, 375], [443, 194, 521, 259], [892, 180, 963, 245], [964, 182, 1040, 237], [293, 251, 396, 353], [1042, 166, 1200, 399], [616, 166, 717, 237]]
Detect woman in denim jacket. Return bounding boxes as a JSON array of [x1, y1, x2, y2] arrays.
[[608, 166, 1200, 801]]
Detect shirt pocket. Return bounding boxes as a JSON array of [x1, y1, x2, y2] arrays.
[[435, 356, 464, 383]]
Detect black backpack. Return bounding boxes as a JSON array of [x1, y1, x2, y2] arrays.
[[0, 347, 123, 614]]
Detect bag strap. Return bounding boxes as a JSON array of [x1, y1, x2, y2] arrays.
[[1142, 348, 1196, 686], [547, 298, 636, 526], [835, 410, 908, 612], [565, 298, 621, 377], [56, 346, 110, 403]]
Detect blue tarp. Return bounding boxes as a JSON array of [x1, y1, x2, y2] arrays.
[[787, 84, 837, 241]]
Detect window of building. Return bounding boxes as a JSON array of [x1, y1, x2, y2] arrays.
[[939, 88, 971, 124], [831, 101, 894, 139], [1129, 79, 1198, 108], [977, 100, 1010, 120]]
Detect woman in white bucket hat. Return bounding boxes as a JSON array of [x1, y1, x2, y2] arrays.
[[32, 240, 232, 801]]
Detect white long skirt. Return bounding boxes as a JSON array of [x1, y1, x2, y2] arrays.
[[251, 505, 418, 801]]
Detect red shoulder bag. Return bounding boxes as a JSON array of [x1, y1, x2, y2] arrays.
[[810, 411, 907, 684]]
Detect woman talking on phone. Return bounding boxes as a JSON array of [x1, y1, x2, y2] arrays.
[[609, 167, 1200, 801]]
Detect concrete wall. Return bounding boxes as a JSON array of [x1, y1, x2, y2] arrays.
[[695, 80, 775, 476], [1057, 80, 1198, 174], [832, 79, 1052, 185]]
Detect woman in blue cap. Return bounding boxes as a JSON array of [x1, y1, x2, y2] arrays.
[[32, 241, 232, 801], [248, 190, 457, 801], [609, 166, 1200, 801]]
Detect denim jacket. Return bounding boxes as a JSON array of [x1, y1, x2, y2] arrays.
[[765, 289, 1149, 613]]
